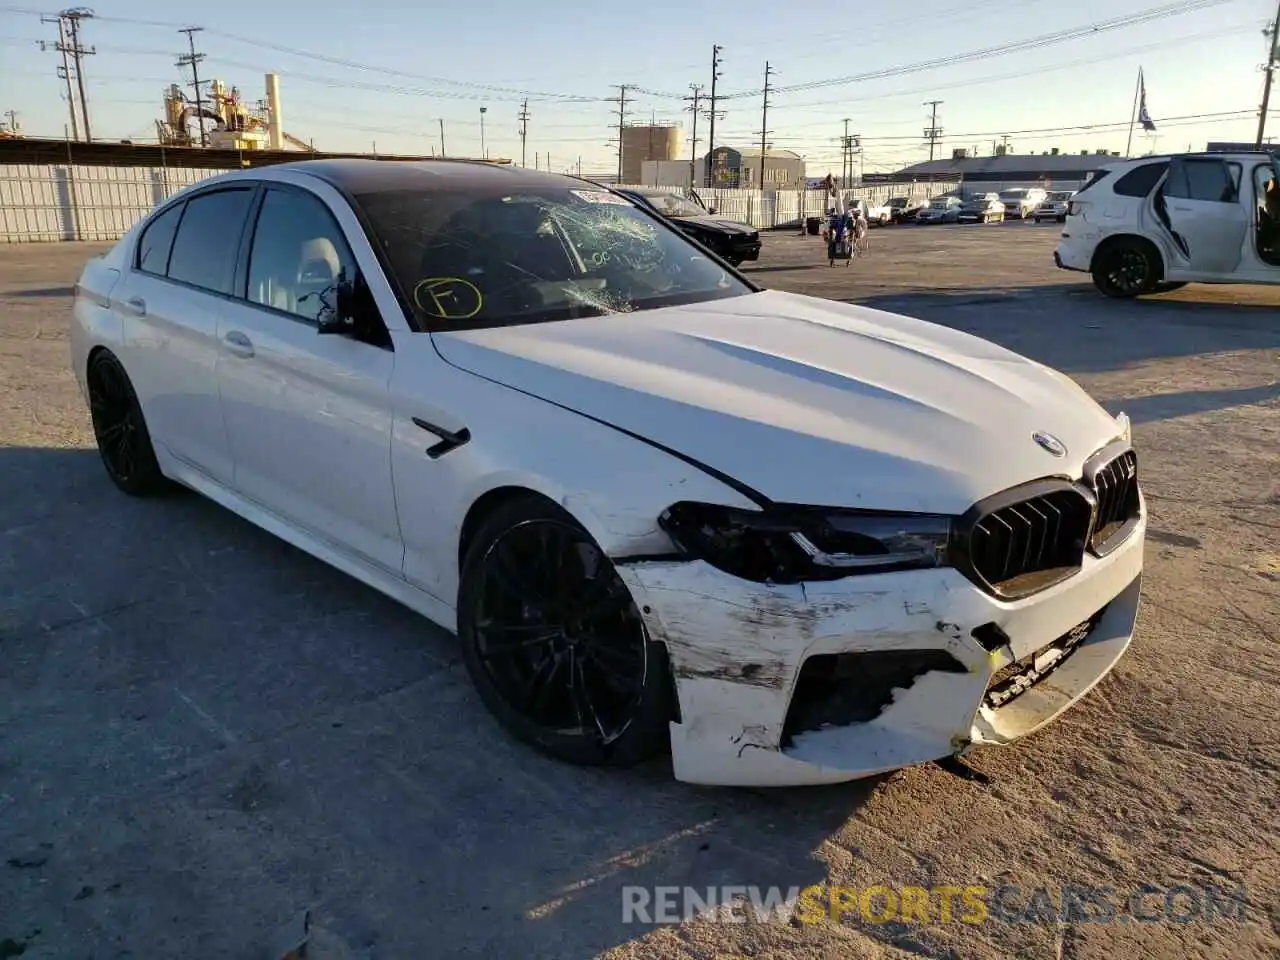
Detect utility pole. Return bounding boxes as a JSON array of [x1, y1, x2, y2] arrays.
[[63, 8, 95, 143], [684, 84, 704, 188], [176, 26, 207, 147], [517, 98, 530, 167], [706, 44, 723, 188], [40, 14, 80, 141], [438, 118, 446, 157], [1257, 9, 1280, 146], [757, 61, 775, 190], [841, 118, 850, 188], [611, 84, 630, 183], [923, 99, 944, 162], [1000, 133, 1011, 155]]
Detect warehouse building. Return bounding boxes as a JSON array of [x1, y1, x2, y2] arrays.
[[867, 149, 1123, 193], [703, 146, 806, 190]]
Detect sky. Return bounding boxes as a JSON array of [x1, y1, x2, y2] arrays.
[[0, 0, 1276, 176]]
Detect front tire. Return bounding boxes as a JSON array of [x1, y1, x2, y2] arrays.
[[1092, 238, 1159, 298], [87, 350, 167, 496], [456, 494, 673, 768]]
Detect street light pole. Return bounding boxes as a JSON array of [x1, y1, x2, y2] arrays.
[[479, 105, 488, 159]]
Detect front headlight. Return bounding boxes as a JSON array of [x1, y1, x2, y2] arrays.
[[657, 501, 952, 584]]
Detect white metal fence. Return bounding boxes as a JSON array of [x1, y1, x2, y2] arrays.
[[0, 162, 962, 242], [0, 164, 233, 242], [637, 183, 962, 229]]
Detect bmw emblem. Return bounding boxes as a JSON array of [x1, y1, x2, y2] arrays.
[[1032, 431, 1067, 457]]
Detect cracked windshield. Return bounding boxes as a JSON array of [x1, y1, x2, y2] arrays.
[[356, 187, 751, 328]]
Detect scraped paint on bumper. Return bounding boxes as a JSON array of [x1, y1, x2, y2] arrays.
[[615, 514, 1145, 787]]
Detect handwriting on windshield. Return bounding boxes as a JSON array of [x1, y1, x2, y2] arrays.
[[414, 277, 484, 320]]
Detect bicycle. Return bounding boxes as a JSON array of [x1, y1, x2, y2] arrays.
[[853, 229, 870, 257]]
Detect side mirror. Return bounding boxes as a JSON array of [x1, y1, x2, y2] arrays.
[[316, 276, 356, 335], [317, 271, 379, 337]]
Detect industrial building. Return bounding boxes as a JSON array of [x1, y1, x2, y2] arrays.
[[704, 146, 806, 189], [868, 149, 1122, 193], [620, 124, 681, 185]]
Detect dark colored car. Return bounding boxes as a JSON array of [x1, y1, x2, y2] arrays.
[[613, 187, 762, 266], [956, 194, 1006, 224]]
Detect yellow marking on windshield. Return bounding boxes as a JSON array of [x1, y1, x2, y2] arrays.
[[413, 277, 484, 320]]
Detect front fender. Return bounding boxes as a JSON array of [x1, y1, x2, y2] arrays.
[[390, 350, 759, 608]]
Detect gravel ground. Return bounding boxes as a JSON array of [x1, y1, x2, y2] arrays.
[[1, 222, 1277, 960]]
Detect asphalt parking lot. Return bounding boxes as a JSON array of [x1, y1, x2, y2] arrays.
[[2, 222, 1278, 960]]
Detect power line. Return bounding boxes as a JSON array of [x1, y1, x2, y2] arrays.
[[757, 61, 775, 189], [923, 99, 943, 161], [706, 44, 723, 188], [717, 0, 1239, 99], [176, 26, 207, 147]]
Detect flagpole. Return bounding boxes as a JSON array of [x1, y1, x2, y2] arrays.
[[1125, 67, 1143, 157]]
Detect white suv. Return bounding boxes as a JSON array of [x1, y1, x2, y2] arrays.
[[1055, 151, 1280, 297]]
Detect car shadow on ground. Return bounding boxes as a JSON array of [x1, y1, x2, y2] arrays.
[[851, 286, 1280, 380], [7, 285, 76, 298], [0, 446, 885, 960]]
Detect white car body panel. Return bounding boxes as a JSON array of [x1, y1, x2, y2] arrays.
[[430, 289, 1120, 516], [72, 162, 1146, 787]]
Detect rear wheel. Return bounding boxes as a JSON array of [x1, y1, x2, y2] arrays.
[[456, 495, 672, 768], [1092, 238, 1159, 298], [87, 350, 166, 496]]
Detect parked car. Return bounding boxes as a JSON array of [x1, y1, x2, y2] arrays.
[[1032, 190, 1075, 223], [915, 196, 964, 224], [1056, 150, 1280, 297], [887, 196, 925, 222], [957, 193, 1005, 224], [71, 158, 1146, 787], [863, 198, 894, 225], [998, 187, 1048, 219], [613, 186, 760, 266]]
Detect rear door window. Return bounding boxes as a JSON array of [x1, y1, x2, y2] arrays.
[[1112, 162, 1169, 198], [1164, 159, 1241, 203], [166, 188, 256, 295], [136, 202, 183, 276]]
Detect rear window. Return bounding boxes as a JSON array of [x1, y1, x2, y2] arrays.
[[167, 188, 256, 295], [136, 202, 183, 276], [1112, 162, 1169, 198], [1074, 169, 1111, 196]]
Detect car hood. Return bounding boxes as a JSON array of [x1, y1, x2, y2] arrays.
[[430, 290, 1124, 514], [675, 215, 755, 234]]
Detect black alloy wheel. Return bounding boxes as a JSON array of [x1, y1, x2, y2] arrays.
[[457, 495, 672, 767], [1092, 239, 1158, 298], [87, 351, 166, 496]]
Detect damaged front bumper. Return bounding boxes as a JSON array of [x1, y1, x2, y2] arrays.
[[614, 513, 1145, 787]]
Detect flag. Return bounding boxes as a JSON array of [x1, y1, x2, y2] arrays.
[[1138, 69, 1157, 132]]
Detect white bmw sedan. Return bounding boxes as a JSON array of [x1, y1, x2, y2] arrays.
[[71, 160, 1146, 787]]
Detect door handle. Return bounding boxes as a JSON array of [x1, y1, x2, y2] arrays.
[[411, 417, 471, 459], [223, 330, 255, 358], [121, 296, 146, 317]]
